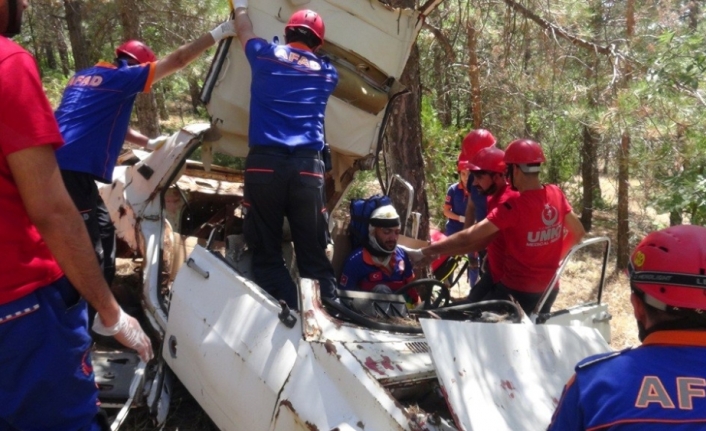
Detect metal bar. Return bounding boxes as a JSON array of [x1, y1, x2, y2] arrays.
[[110, 361, 146, 431], [532, 236, 611, 319]]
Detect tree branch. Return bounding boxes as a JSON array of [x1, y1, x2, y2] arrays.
[[502, 0, 611, 55], [423, 22, 455, 61]]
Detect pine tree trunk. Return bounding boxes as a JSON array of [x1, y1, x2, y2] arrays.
[[383, 43, 430, 245], [467, 19, 482, 128], [616, 0, 635, 270], [63, 0, 90, 71]]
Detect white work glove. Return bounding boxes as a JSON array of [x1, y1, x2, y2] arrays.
[[145, 135, 168, 151], [233, 0, 248, 9], [93, 308, 154, 362], [399, 245, 425, 264], [210, 20, 238, 43], [458, 215, 466, 223]]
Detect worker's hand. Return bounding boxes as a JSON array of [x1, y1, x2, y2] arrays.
[[93, 308, 154, 362], [233, 0, 248, 9], [399, 245, 425, 264], [145, 135, 168, 151], [458, 215, 466, 223], [210, 20, 238, 43]]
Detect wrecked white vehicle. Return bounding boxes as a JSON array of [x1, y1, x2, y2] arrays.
[[96, 1, 614, 430]]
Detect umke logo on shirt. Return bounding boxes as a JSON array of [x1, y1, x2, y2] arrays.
[[527, 204, 562, 246]]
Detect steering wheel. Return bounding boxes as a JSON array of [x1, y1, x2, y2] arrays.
[[395, 278, 451, 310], [422, 299, 523, 323]]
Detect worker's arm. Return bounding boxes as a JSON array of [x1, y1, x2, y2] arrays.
[[7, 145, 153, 361], [152, 20, 237, 83], [234, 1, 257, 50], [126, 128, 168, 151], [442, 204, 465, 224], [125, 128, 148, 146], [561, 211, 586, 259], [422, 219, 498, 258]]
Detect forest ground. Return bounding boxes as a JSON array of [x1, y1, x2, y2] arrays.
[[117, 174, 659, 430]]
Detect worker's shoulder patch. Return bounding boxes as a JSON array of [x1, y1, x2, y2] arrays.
[[576, 347, 632, 370]]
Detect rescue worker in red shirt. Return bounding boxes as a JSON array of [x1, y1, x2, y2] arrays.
[[0, 0, 152, 428], [465, 146, 519, 302], [549, 224, 706, 430], [411, 139, 585, 314]]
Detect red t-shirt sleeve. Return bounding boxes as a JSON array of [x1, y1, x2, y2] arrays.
[[486, 198, 517, 230], [0, 51, 63, 155]]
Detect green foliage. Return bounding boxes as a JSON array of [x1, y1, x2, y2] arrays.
[[420, 96, 464, 228], [653, 164, 706, 225]]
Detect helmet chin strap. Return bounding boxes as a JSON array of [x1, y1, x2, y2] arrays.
[[3, 0, 20, 37], [507, 164, 518, 191]]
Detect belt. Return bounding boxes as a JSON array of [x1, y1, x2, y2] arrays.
[[249, 145, 321, 159]]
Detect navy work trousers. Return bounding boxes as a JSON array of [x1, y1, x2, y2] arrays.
[[243, 146, 337, 309]]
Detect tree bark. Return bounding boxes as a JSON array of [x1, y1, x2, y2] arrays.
[[617, 132, 630, 269], [384, 43, 430, 245], [580, 2, 604, 232], [383, 0, 430, 247], [63, 0, 90, 71], [467, 19, 482, 128], [616, 0, 635, 270], [580, 124, 598, 231], [117, 0, 160, 137], [432, 46, 452, 127], [189, 76, 202, 115], [43, 42, 57, 70]]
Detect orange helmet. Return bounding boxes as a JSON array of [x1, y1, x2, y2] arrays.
[[504, 139, 545, 173], [115, 40, 157, 64], [469, 147, 506, 174], [286, 10, 325, 46], [460, 129, 496, 162], [629, 225, 706, 311]]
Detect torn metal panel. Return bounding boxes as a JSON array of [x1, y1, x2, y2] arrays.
[[99, 124, 211, 248], [273, 340, 414, 431], [420, 320, 611, 431]]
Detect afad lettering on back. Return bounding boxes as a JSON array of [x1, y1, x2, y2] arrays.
[[274, 47, 321, 71], [68, 74, 103, 87], [635, 376, 706, 410]]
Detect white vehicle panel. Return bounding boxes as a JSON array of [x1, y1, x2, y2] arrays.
[[165, 245, 301, 430], [420, 319, 611, 431]]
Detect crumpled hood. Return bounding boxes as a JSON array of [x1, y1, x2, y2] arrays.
[[420, 319, 612, 431]]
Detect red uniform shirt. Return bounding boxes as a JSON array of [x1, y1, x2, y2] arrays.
[[0, 38, 64, 305], [485, 183, 520, 283], [487, 184, 571, 293]]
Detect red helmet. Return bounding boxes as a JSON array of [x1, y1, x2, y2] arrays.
[[460, 129, 496, 162], [470, 147, 506, 174], [115, 40, 157, 64], [286, 10, 325, 46], [629, 225, 706, 311], [456, 155, 472, 172], [504, 139, 545, 173]]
